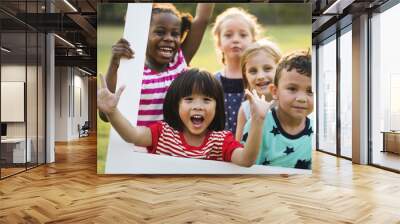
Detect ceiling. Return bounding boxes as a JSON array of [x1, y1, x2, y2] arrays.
[[311, 0, 389, 43], [1, 0, 394, 74], [0, 0, 96, 75]]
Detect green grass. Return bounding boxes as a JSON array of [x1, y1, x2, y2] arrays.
[[190, 24, 311, 73], [96, 24, 311, 174], [97, 26, 124, 174]]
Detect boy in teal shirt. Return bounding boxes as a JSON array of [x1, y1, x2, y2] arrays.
[[242, 50, 313, 169]]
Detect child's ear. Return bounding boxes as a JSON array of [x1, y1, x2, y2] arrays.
[[268, 84, 278, 100]]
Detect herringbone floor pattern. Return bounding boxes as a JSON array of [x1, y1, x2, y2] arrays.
[[1, 135, 400, 223]]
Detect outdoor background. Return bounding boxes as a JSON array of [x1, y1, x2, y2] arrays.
[[97, 3, 311, 173]]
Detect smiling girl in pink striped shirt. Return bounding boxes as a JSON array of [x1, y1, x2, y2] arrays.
[[100, 3, 214, 126]]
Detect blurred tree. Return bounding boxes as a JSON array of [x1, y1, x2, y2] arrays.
[[98, 3, 311, 25], [98, 3, 127, 25]]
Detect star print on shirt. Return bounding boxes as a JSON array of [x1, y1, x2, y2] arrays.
[[294, 159, 311, 169], [284, 147, 294, 155], [271, 126, 280, 136], [262, 159, 270, 165], [242, 132, 248, 142], [304, 126, 313, 136]]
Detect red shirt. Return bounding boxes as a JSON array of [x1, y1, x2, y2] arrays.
[[148, 121, 242, 162]]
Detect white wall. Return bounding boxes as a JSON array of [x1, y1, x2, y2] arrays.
[[1, 65, 35, 138], [54, 67, 89, 141], [1, 64, 46, 163], [55, 67, 68, 141]]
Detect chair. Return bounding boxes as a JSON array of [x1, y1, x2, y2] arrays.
[[79, 121, 90, 138]]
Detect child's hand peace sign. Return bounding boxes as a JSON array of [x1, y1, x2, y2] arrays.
[[97, 74, 125, 115], [245, 88, 276, 122]]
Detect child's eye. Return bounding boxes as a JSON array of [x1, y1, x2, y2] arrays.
[[155, 30, 165, 36], [307, 89, 314, 96], [203, 98, 213, 102], [184, 97, 193, 101], [248, 68, 257, 74], [240, 33, 248, 38], [263, 66, 272, 72], [287, 87, 296, 92], [224, 33, 232, 38], [172, 31, 180, 38]]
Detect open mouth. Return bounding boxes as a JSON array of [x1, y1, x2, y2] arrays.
[[158, 46, 174, 58], [256, 81, 270, 90], [190, 115, 204, 128]]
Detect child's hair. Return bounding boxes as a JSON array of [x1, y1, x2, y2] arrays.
[[152, 3, 193, 43], [164, 68, 225, 132], [240, 39, 282, 90], [274, 50, 312, 86], [212, 7, 262, 64]]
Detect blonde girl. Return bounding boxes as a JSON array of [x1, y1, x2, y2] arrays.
[[212, 7, 262, 134], [235, 39, 282, 141]]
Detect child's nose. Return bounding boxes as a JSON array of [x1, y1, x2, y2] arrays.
[[296, 94, 307, 103], [163, 33, 174, 41], [256, 73, 265, 80], [232, 34, 240, 42], [192, 101, 204, 110]]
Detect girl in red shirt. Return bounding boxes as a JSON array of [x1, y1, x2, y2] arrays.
[[98, 68, 274, 167]]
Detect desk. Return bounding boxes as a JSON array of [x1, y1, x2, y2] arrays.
[[381, 131, 400, 154], [1, 138, 31, 163]]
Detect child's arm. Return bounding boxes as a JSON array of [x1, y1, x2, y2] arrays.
[[98, 74, 152, 147], [100, 38, 134, 122], [106, 38, 134, 93], [181, 3, 214, 64], [231, 90, 274, 167], [235, 106, 247, 141]]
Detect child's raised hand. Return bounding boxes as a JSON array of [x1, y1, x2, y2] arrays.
[[245, 89, 275, 121], [111, 38, 134, 62], [97, 74, 125, 115]]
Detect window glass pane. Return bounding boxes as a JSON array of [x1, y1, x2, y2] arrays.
[[38, 32, 45, 165], [0, 0, 46, 178], [1, 14, 28, 177], [27, 31, 38, 169], [340, 28, 352, 158], [317, 36, 337, 154], [371, 3, 400, 171]]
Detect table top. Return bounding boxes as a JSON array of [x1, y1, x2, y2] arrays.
[[381, 131, 400, 134], [1, 138, 28, 143]]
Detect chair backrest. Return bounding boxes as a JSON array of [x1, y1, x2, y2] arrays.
[[82, 121, 90, 129]]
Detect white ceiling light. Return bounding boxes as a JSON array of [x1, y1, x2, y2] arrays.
[[1, 47, 11, 53], [78, 67, 92, 76], [54, 34, 75, 48], [63, 0, 78, 12], [323, 0, 355, 15]]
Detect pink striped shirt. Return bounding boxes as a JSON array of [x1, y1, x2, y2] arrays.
[[137, 49, 187, 126], [148, 121, 243, 162]]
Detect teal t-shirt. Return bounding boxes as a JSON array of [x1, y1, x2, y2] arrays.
[[241, 108, 313, 169]]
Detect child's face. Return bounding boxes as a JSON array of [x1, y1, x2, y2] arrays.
[[179, 93, 216, 137], [147, 12, 181, 68], [273, 69, 313, 121], [244, 51, 276, 100], [218, 17, 253, 62]]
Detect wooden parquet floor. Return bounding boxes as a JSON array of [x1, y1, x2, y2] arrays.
[[1, 135, 400, 223]]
